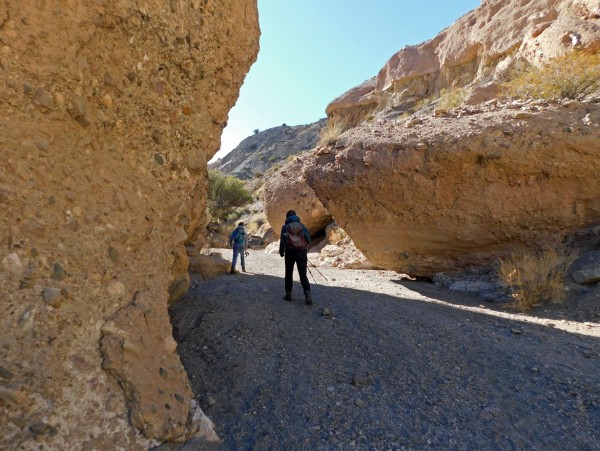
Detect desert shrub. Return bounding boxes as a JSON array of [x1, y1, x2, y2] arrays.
[[413, 93, 437, 111], [438, 87, 468, 110], [207, 170, 253, 221], [498, 246, 576, 311], [501, 51, 600, 100], [246, 213, 267, 235], [318, 116, 346, 146]]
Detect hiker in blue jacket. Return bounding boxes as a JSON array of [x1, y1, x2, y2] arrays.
[[279, 210, 312, 304], [229, 222, 248, 274]]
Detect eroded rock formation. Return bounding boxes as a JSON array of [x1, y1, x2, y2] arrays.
[[304, 101, 600, 275], [263, 157, 332, 237], [328, 0, 600, 125], [0, 1, 259, 449]]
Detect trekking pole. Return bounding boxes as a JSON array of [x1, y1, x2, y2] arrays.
[[306, 265, 318, 285], [307, 259, 329, 281]]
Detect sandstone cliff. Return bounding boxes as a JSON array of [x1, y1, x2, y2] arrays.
[[0, 1, 259, 449], [328, 0, 600, 125]]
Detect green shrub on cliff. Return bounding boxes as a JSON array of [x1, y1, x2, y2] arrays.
[[502, 51, 600, 100], [208, 170, 252, 221]]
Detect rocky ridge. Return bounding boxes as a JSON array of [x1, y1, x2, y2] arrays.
[[0, 1, 259, 449], [215, 119, 325, 180]]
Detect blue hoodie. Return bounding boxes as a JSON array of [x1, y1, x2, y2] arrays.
[[279, 215, 311, 254]]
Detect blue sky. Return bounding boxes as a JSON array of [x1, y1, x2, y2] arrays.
[[214, 0, 481, 161]]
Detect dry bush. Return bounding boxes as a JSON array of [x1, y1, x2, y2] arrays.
[[438, 87, 468, 110], [501, 51, 600, 100], [414, 93, 437, 111], [318, 116, 346, 146], [498, 246, 576, 311], [246, 213, 266, 235]]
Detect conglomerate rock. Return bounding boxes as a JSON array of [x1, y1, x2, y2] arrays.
[[0, 1, 259, 449], [327, 0, 600, 125], [304, 101, 600, 276], [263, 157, 332, 237]]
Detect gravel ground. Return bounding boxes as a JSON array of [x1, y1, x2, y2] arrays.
[[167, 249, 600, 450]]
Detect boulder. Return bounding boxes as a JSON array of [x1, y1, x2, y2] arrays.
[[0, 1, 259, 449], [305, 102, 600, 276], [263, 158, 333, 237]]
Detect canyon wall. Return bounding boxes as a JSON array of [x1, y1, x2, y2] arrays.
[[0, 1, 259, 449], [327, 0, 600, 124]]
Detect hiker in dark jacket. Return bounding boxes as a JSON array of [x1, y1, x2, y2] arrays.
[[229, 222, 248, 274], [279, 210, 312, 304]]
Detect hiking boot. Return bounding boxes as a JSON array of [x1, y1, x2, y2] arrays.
[[284, 291, 292, 301], [304, 290, 313, 305], [242, 267, 246, 273], [229, 267, 235, 275]]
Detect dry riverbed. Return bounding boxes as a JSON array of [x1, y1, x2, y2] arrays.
[[163, 249, 600, 450]]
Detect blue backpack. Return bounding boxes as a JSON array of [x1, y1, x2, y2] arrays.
[[232, 228, 246, 245]]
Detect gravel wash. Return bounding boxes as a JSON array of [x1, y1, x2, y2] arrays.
[[167, 249, 600, 450]]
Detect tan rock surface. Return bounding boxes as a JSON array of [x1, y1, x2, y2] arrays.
[[305, 101, 600, 276], [0, 1, 258, 449], [263, 158, 332, 237], [327, 0, 600, 124]]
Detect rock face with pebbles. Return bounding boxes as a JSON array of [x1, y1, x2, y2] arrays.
[[0, 1, 259, 449], [304, 100, 600, 276]]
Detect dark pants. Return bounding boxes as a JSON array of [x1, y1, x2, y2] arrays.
[[284, 250, 310, 292]]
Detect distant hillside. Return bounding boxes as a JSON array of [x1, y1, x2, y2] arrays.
[[215, 119, 326, 179]]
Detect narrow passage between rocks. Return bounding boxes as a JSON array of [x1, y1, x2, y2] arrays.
[[167, 249, 600, 450]]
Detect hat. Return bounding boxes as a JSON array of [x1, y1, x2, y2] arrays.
[[238, 221, 244, 226], [286, 210, 296, 218]]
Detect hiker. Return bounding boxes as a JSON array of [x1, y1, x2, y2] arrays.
[[229, 221, 248, 274], [279, 210, 312, 304]]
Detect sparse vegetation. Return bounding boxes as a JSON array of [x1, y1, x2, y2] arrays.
[[501, 51, 600, 100], [438, 87, 468, 110], [207, 170, 253, 221], [413, 93, 437, 111], [498, 246, 576, 311], [318, 116, 346, 146]]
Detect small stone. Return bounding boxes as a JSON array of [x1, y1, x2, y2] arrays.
[[159, 368, 168, 378], [322, 308, 331, 316], [36, 140, 50, 152], [33, 88, 54, 110], [108, 246, 120, 264], [52, 262, 66, 281], [352, 375, 369, 386], [205, 395, 216, 407], [102, 93, 113, 108], [127, 71, 137, 82], [43, 287, 62, 307], [0, 387, 29, 406], [354, 399, 365, 407], [2, 252, 23, 276], [0, 366, 14, 380], [174, 393, 185, 403], [511, 329, 524, 335], [513, 112, 532, 119]]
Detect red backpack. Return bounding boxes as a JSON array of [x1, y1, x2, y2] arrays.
[[286, 222, 309, 251]]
